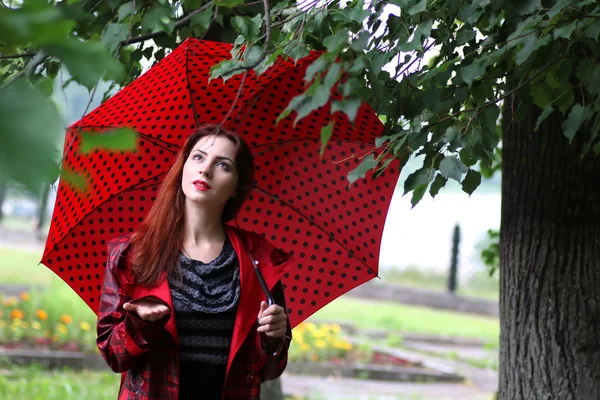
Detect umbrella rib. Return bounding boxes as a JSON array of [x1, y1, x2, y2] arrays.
[[252, 185, 378, 277], [185, 46, 201, 128], [251, 138, 370, 156], [44, 173, 168, 255], [65, 126, 179, 154]]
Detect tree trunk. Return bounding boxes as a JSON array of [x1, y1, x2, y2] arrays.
[[499, 105, 600, 399]]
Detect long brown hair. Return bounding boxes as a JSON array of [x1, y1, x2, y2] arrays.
[[130, 125, 254, 287]]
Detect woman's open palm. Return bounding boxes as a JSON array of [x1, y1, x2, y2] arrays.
[[123, 300, 170, 322]]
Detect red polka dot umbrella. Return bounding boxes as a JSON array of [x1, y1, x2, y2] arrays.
[[41, 38, 401, 327]]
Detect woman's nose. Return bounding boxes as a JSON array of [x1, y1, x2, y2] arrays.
[[199, 168, 211, 178]]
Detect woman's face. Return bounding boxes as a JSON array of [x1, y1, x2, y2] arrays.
[[181, 135, 239, 210]]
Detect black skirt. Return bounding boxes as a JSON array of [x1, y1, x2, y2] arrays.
[[178, 359, 227, 400]]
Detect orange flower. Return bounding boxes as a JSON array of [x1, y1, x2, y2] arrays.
[[36, 310, 48, 320], [60, 314, 72, 324], [11, 309, 24, 320], [20, 292, 30, 301]]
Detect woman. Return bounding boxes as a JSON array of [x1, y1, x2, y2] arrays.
[[96, 126, 294, 400]]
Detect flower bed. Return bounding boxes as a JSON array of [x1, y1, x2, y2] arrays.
[[0, 292, 96, 354], [287, 322, 464, 383]]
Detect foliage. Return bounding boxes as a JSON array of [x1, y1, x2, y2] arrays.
[[0, 291, 96, 353], [2, 0, 599, 201], [479, 228, 500, 277], [312, 296, 500, 345], [289, 322, 361, 363], [0, 365, 120, 400]]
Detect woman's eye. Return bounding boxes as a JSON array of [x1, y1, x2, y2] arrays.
[[218, 162, 230, 171], [192, 154, 203, 161]]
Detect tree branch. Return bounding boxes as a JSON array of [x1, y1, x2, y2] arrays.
[[118, 1, 214, 47], [217, 0, 271, 76], [0, 51, 49, 90], [0, 52, 35, 60], [425, 51, 560, 132]]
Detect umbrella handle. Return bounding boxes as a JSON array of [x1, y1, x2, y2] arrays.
[[248, 253, 275, 306]]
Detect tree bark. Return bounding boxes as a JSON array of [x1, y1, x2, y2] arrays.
[[499, 104, 600, 399]]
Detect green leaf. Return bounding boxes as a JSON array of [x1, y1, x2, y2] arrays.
[[209, 59, 244, 82], [461, 169, 481, 195], [142, 6, 175, 34], [442, 126, 459, 144], [190, 8, 214, 36], [409, 0, 428, 15], [45, 39, 125, 90], [546, 73, 561, 89], [429, 173, 447, 198], [80, 128, 138, 154], [294, 84, 331, 124], [323, 30, 349, 53], [439, 156, 468, 182], [515, 35, 546, 65], [460, 59, 487, 86], [271, 0, 291, 14], [350, 31, 370, 53], [0, 4, 74, 46], [101, 22, 129, 54], [456, 28, 476, 45], [404, 167, 434, 195], [331, 99, 361, 123], [284, 40, 309, 62], [231, 15, 262, 43], [562, 104, 592, 143], [320, 122, 334, 157], [0, 79, 62, 191], [517, 0, 542, 15], [323, 63, 342, 88], [375, 136, 391, 147], [46, 61, 61, 79], [581, 18, 600, 41], [555, 84, 575, 113], [348, 154, 378, 186], [459, 147, 477, 167], [305, 56, 328, 82], [548, 0, 572, 19], [243, 45, 263, 67], [553, 21, 578, 40], [59, 169, 87, 192], [530, 81, 553, 108], [411, 184, 428, 208], [214, 0, 245, 7], [535, 105, 554, 130], [117, 2, 135, 22]]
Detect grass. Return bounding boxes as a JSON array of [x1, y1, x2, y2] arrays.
[[380, 266, 499, 301], [0, 365, 120, 400], [0, 247, 53, 286], [311, 297, 499, 346], [0, 246, 499, 345]]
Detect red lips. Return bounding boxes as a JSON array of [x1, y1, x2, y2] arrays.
[[193, 180, 211, 190]]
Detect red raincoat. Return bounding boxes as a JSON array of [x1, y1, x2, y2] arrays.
[[96, 226, 294, 399]]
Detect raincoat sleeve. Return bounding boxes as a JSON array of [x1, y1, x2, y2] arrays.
[[96, 241, 170, 373], [258, 280, 292, 382]]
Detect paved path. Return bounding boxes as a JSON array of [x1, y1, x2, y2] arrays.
[[0, 226, 45, 253], [282, 374, 493, 400]]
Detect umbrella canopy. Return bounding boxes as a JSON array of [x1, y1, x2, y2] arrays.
[[42, 38, 400, 327]]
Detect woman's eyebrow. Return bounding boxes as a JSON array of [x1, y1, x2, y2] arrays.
[[194, 149, 234, 164]]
